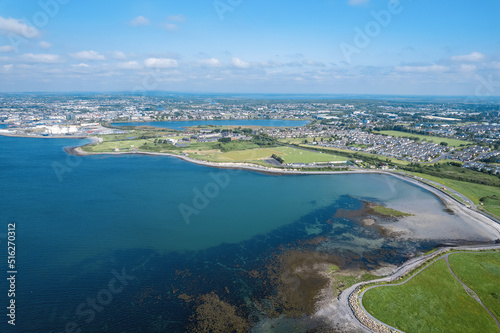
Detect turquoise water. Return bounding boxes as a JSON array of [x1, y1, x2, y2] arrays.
[[111, 119, 309, 130], [0, 136, 487, 332]]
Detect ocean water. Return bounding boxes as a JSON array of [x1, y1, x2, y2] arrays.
[[111, 119, 310, 130], [0, 136, 491, 332]]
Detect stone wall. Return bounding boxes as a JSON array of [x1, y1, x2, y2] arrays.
[[348, 286, 399, 333]]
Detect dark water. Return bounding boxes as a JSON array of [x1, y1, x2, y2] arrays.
[[0, 136, 480, 332], [111, 119, 309, 130]]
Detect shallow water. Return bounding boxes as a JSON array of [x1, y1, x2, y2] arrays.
[[0, 136, 493, 332]]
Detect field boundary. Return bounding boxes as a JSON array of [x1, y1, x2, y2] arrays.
[[339, 246, 500, 333]]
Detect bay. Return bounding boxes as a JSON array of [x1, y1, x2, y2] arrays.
[[0, 135, 493, 332]]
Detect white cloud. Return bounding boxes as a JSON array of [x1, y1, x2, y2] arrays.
[[118, 61, 142, 69], [164, 23, 179, 32], [38, 41, 52, 49], [130, 16, 150, 26], [0, 45, 14, 53], [348, 0, 370, 6], [167, 15, 186, 22], [451, 52, 485, 62], [0, 17, 40, 38], [3, 64, 13, 71], [199, 58, 221, 67], [460, 64, 476, 72], [302, 59, 326, 67], [72, 63, 90, 68], [22, 53, 61, 63], [395, 64, 448, 73], [112, 51, 127, 59], [144, 58, 178, 68], [232, 57, 250, 69], [71, 50, 106, 61]]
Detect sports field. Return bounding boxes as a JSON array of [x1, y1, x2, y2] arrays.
[[207, 146, 347, 163]]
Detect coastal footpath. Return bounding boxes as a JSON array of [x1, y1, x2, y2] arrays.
[[341, 245, 500, 333], [67, 142, 500, 235], [4, 134, 500, 332]]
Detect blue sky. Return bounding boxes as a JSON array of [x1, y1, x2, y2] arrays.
[[0, 0, 499, 95]]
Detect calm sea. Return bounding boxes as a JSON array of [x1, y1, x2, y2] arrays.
[[0, 135, 486, 332]]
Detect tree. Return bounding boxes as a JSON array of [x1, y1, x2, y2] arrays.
[[440, 142, 449, 146]]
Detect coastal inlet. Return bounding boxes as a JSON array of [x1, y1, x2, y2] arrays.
[[0, 136, 496, 332]]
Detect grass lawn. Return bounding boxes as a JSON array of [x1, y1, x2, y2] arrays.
[[201, 146, 346, 164], [371, 205, 413, 217], [211, 147, 284, 162], [274, 147, 346, 163], [407, 172, 500, 218], [84, 138, 152, 152], [449, 252, 500, 320], [363, 259, 499, 333], [428, 159, 464, 165], [376, 130, 472, 147], [296, 144, 410, 166]]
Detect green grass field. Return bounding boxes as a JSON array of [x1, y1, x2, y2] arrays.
[[84, 138, 152, 152], [376, 130, 472, 147], [371, 205, 413, 217], [407, 172, 500, 218], [295, 144, 411, 166], [427, 159, 464, 165], [196, 146, 347, 164], [449, 252, 500, 320], [363, 258, 499, 333]]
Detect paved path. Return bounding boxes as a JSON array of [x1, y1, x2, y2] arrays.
[[357, 254, 447, 332], [338, 245, 500, 332]]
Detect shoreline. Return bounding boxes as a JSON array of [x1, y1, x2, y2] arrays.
[[67, 143, 500, 237], [5, 131, 497, 232], [3, 131, 499, 239], [337, 244, 500, 333], [4, 132, 500, 332]]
